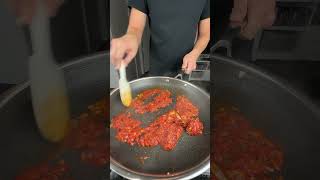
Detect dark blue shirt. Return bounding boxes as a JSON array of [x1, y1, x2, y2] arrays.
[[128, 0, 210, 76]]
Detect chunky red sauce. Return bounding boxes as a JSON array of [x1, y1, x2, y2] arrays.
[[213, 108, 284, 180], [80, 138, 108, 167], [111, 90, 204, 151], [138, 110, 184, 150], [186, 118, 204, 136], [16, 98, 108, 179], [175, 96, 201, 128], [111, 113, 143, 145], [131, 89, 172, 114], [15, 160, 73, 180]]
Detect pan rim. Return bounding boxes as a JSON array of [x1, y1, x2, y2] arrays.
[[212, 54, 320, 117], [110, 76, 210, 179], [110, 76, 210, 98], [0, 52, 109, 108], [110, 156, 210, 180]]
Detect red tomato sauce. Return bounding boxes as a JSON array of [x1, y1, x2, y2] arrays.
[[186, 118, 204, 136], [80, 139, 108, 167], [15, 160, 73, 180], [111, 90, 204, 151], [15, 98, 108, 179], [131, 89, 172, 114], [175, 96, 201, 128], [111, 113, 143, 145], [138, 110, 184, 151], [213, 108, 284, 180]]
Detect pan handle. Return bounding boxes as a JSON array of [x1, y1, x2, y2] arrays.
[[174, 69, 188, 80], [210, 26, 241, 57], [175, 73, 183, 80]]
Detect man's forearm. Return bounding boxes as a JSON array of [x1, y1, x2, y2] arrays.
[[191, 19, 210, 56], [127, 26, 144, 45], [126, 8, 147, 45], [191, 33, 210, 56]]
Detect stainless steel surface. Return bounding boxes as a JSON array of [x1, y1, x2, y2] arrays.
[[0, 52, 108, 179], [110, 76, 210, 180], [213, 54, 320, 180]]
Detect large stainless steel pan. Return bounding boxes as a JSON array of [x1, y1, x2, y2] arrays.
[[0, 52, 108, 180], [110, 76, 210, 180], [213, 54, 320, 179]]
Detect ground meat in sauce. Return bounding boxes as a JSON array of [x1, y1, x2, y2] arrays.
[[186, 118, 203, 136], [138, 110, 183, 150], [66, 116, 106, 149], [110, 113, 142, 130], [159, 122, 183, 151], [175, 96, 200, 127], [131, 89, 172, 114], [111, 90, 204, 151], [137, 127, 160, 147], [213, 108, 284, 180], [15, 160, 72, 180], [80, 139, 108, 166], [16, 98, 108, 179], [111, 113, 143, 145]]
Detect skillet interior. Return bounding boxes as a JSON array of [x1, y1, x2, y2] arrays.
[[110, 77, 210, 177], [0, 53, 108, 180], [213, 55, 320, 180]]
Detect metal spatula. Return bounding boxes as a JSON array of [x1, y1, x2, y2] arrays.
[[29, 0, 70, 143]]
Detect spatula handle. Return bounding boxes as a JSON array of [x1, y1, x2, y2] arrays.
[[29, 0, 52, 57], [119, 62, 127, 80]]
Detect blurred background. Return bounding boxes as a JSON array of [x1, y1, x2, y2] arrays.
[[0, 0, 109, 95], [213, 0, 320, 105]]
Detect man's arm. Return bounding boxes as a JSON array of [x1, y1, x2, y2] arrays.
[[110, 8, 147, 69], [127, 8, 147, 45], [182, 18, 210, 74], [192, 18, 210, 56]]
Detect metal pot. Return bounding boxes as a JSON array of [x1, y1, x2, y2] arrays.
[[212, 54, 320, 179], [110, 75, 210, 180], [0, 52, 108, 180]]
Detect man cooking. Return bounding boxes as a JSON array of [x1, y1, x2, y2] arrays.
[[110, 0, 211, 76]]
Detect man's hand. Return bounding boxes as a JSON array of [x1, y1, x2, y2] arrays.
[[182, 51, 200, 74], [110, 33, 139, 69], [110, 8, 146, 69], [7, 0, 63, 25], [182, 18, 210, 74]]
